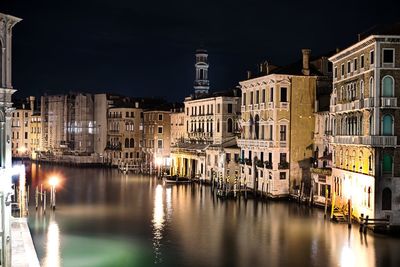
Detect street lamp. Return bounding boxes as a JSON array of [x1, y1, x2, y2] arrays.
[[49, 176, 59, 210]]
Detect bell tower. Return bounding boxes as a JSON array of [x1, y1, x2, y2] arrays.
[[194, 48, 209, 97]]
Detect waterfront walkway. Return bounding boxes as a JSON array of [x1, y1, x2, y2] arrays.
[[11, 218, 40, 267]]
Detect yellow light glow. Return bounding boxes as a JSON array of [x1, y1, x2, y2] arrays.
[[155, 157, 163, 166], [49, 176, 59, 187], [43, 220, 60, 267], [18, 146, 27, 154]]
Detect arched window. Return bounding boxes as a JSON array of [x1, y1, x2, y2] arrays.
[[124, 138, 129, 148], [227, 118, 233, 133], [360, 80, 364, 99], [369, 114, 374, 135], [382, 114, 393, 135], [382, 76, 394, 97], [249, 116, 253, 138], [382, 188, 392, 210], [254, 115, 259, 139], [130, 138, 134, 148], [369, 77, 374, 97], [382, 153, 393, 174]]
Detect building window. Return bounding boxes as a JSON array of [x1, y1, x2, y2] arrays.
[[243, 93, 246, 106], [158, 114, 163, 121], [280, 87, 287, 102], [158, 126, 163, 134], [256, 90, 259, 104], [279, 172, 286, 180], [341, 64, 344, 76], [157, 139, 163, 148], [382, 154, 393, 174], [347, 61, 351, 73], [126, 112, 129, 117], [25, 132, 28, 139], [280, 153, 287, 163], [280, 125, 287, 141], [383, 49, 394, 64], [227, 118, 233, 133], [361, 54, 364, 68], [250, 92, 253, 105], [217, 119, 220, 132], [370, 50, 374, 65], [130, 138, 134, 148], [382, 76, 394, 97], [270, 87, 274, 102], [228, 103, 233, 113], [382, 188, 392, 210], [334, 67, 337, 78], [382, 115, 393, 135], [217, 104, 221, 113], [262, 89, 266, 103], [354, 58, 358, 71]]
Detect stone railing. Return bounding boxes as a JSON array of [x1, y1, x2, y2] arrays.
[[332, 135, 397, 147], [237, 139, 274, 148], [381, 97, 397, 108]]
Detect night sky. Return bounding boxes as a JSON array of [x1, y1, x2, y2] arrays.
[[0, 0, 399, 102]]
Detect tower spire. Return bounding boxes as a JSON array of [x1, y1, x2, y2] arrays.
[[194, 48, 209, 97]]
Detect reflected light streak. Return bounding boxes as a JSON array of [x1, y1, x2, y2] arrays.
[[152, 184, 165, 263], [340, 246, 355, 267], [43, 220, 60, 267]]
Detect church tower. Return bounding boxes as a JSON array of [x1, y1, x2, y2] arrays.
[[194, 49, 209, 97]]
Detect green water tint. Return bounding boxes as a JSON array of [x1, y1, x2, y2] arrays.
[[53, 235, 152, 267]]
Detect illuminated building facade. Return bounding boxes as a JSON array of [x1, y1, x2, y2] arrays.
[[105, 106, 143, 166], [329, 26, 400, 224], [238, 49, 332, 197]]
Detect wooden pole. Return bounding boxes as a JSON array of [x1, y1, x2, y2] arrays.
[[348, 199, 352, 228]]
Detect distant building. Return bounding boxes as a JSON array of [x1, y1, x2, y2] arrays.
[[104, 105, 143, 166], [40, 93, 95, 154], [11, 96, 40, 158], [143, 110, 171, 174], [170, 107, 185, 147], [238, 49, 332, 198], [329, 24, 400, 225]]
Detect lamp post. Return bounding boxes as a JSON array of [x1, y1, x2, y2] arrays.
[[49, 176, 59, 210]]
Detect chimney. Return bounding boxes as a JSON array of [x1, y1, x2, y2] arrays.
[[259, 63, 263, 73], [302, 49, 311, 76], [29, 96, 35, 111], [246, 70, 252, 79], [135, 101, 139, 108]]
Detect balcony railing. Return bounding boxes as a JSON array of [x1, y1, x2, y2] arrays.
[[332, 135, 397, 147], [280, 102, 289, 109], [267, 102, 274, 109], [381, 97, 397, 108], [245, 158, 252, 166], [264, 161, 272, 169], [278, 161, 289, 169], [237, 139, 274, 148], [364, 98, 374, 108]]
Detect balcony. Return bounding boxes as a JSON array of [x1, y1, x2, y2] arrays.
[[260, 103, 265, 109], [381, 97, 397, 108], [310, 167, 332, 176], [241, 105, 246, 112], [278, 161, 289, 169], [248, 104, 253, 111], [363, 98, 374, 108], [253, 104, 259, 110], [237, 138, 274, 148], [255, 159, 264, 168], [245, 158, 252, 166], [264, 161, 272, 169], [332, 135, 397, 147], [267, 102, 274, 109]]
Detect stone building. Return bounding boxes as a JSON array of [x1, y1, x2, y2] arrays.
[[171, 48, 241, 180], [10, 96, 41, 158], [170, 107, 185, 147], [141, 110, 171, 174], [238, 49, 332, 198], [40, 93, 95, 154], [104, 105, 143, 166], [329, 24, 400, 225], [0, 12, 21, 266]]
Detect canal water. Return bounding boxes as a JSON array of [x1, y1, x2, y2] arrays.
[[24, 163, 400, 267]]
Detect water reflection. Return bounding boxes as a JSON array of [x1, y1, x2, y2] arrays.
[[43, 214, 60, 267], [152, 184, 165, 263]]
